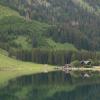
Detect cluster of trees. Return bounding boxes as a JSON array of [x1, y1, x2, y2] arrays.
[[0, 16, 50, 50], [15, 48, 73, 65], [84, 0, 100, 8], [9, 48, 100, 66], [1, 0, 100, 23], [47, 25, 90, 50]]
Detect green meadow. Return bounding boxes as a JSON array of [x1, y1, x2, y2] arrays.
[[0, 5, 20, 18], [0, 49, 54, 86]]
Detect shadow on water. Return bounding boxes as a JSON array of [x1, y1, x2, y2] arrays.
[[0, 71, 100, 100]]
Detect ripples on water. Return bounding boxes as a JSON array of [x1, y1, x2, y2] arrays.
[[0, 71, 100, 100]]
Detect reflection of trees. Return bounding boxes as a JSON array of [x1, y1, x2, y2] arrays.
[[0, 71, 100, 100], [47, 83, 100, 100]]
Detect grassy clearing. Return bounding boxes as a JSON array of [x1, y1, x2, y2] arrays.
[[0, 5, 20, 18], [13, 36, 32, 50], [46, 38, 77, 51], [0, 51, 55, 86]]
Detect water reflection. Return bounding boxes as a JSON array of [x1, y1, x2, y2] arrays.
[[47, 84, 100, 100], [0, 71, 100, 100]]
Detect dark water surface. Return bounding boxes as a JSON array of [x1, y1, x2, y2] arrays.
[[0, 71, 100, 100]]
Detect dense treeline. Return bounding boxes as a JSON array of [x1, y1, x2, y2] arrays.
[[47, 25, 90, 50], [15, 48, 74, 65], [9, 48, 100, 66], [0, 0, 100, 51]]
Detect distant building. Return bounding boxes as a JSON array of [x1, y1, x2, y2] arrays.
[[80, 60, 91, 66]]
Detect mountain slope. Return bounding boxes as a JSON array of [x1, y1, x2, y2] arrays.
[[72, 0, 100, 15], [0, 4, 51, 50], [0, 0, 100, 51]]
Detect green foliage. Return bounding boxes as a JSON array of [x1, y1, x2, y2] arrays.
[[71, 60, 80, 67], [0, 1, 100, 64], [0, 5, 50, 50], [0, 5, 20, 18], [72, 0, 98, 14], [47, 25, 91, 50], [13, 36, 31, 50], [0, 48, 8, 56], [45, 39, 78, 51], [92, 59, 100, 66], [0, 0, 100, 50], [14, 48, 74, 65], [0, 52, 54, 85]]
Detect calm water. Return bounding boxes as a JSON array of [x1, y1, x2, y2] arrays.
[[0, 71, 100, 100]]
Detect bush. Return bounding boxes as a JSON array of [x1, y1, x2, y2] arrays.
[[71, 60, 80, 67], [92, 60, 100, 66]]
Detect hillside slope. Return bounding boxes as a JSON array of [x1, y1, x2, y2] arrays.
[[0, 4, 78, 52], [0, 0, 100, 50], [0, 5, 20, 18], [0, 0, 100, 51], [0, 4, 51, 50]]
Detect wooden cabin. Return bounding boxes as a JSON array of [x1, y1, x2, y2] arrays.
[[80, 60, 91, 66]]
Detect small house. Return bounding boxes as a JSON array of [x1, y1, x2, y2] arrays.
[[80, 60, 91, 66]]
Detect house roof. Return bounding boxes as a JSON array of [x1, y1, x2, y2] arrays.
[[80, 61, 91, 65]]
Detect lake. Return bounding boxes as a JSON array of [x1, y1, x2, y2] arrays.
[[0, 71, 100, 100]]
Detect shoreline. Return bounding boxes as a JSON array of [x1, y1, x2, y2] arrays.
[[0, 53, 56, 86], [0, 53, 100, 87], [1, 66, 100, 86], [0, 66, 55, 86]]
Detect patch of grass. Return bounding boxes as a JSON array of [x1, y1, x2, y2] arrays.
[[0, 52, 54, 86], [13, 36, 32, 50], [0, 5, 20, 18], [0, 48, 8, 56]]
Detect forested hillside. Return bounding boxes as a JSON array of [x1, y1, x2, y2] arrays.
[[0, 4, 51, 50], [0, 0, 100, 65], [0, 0, 100, 51]]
